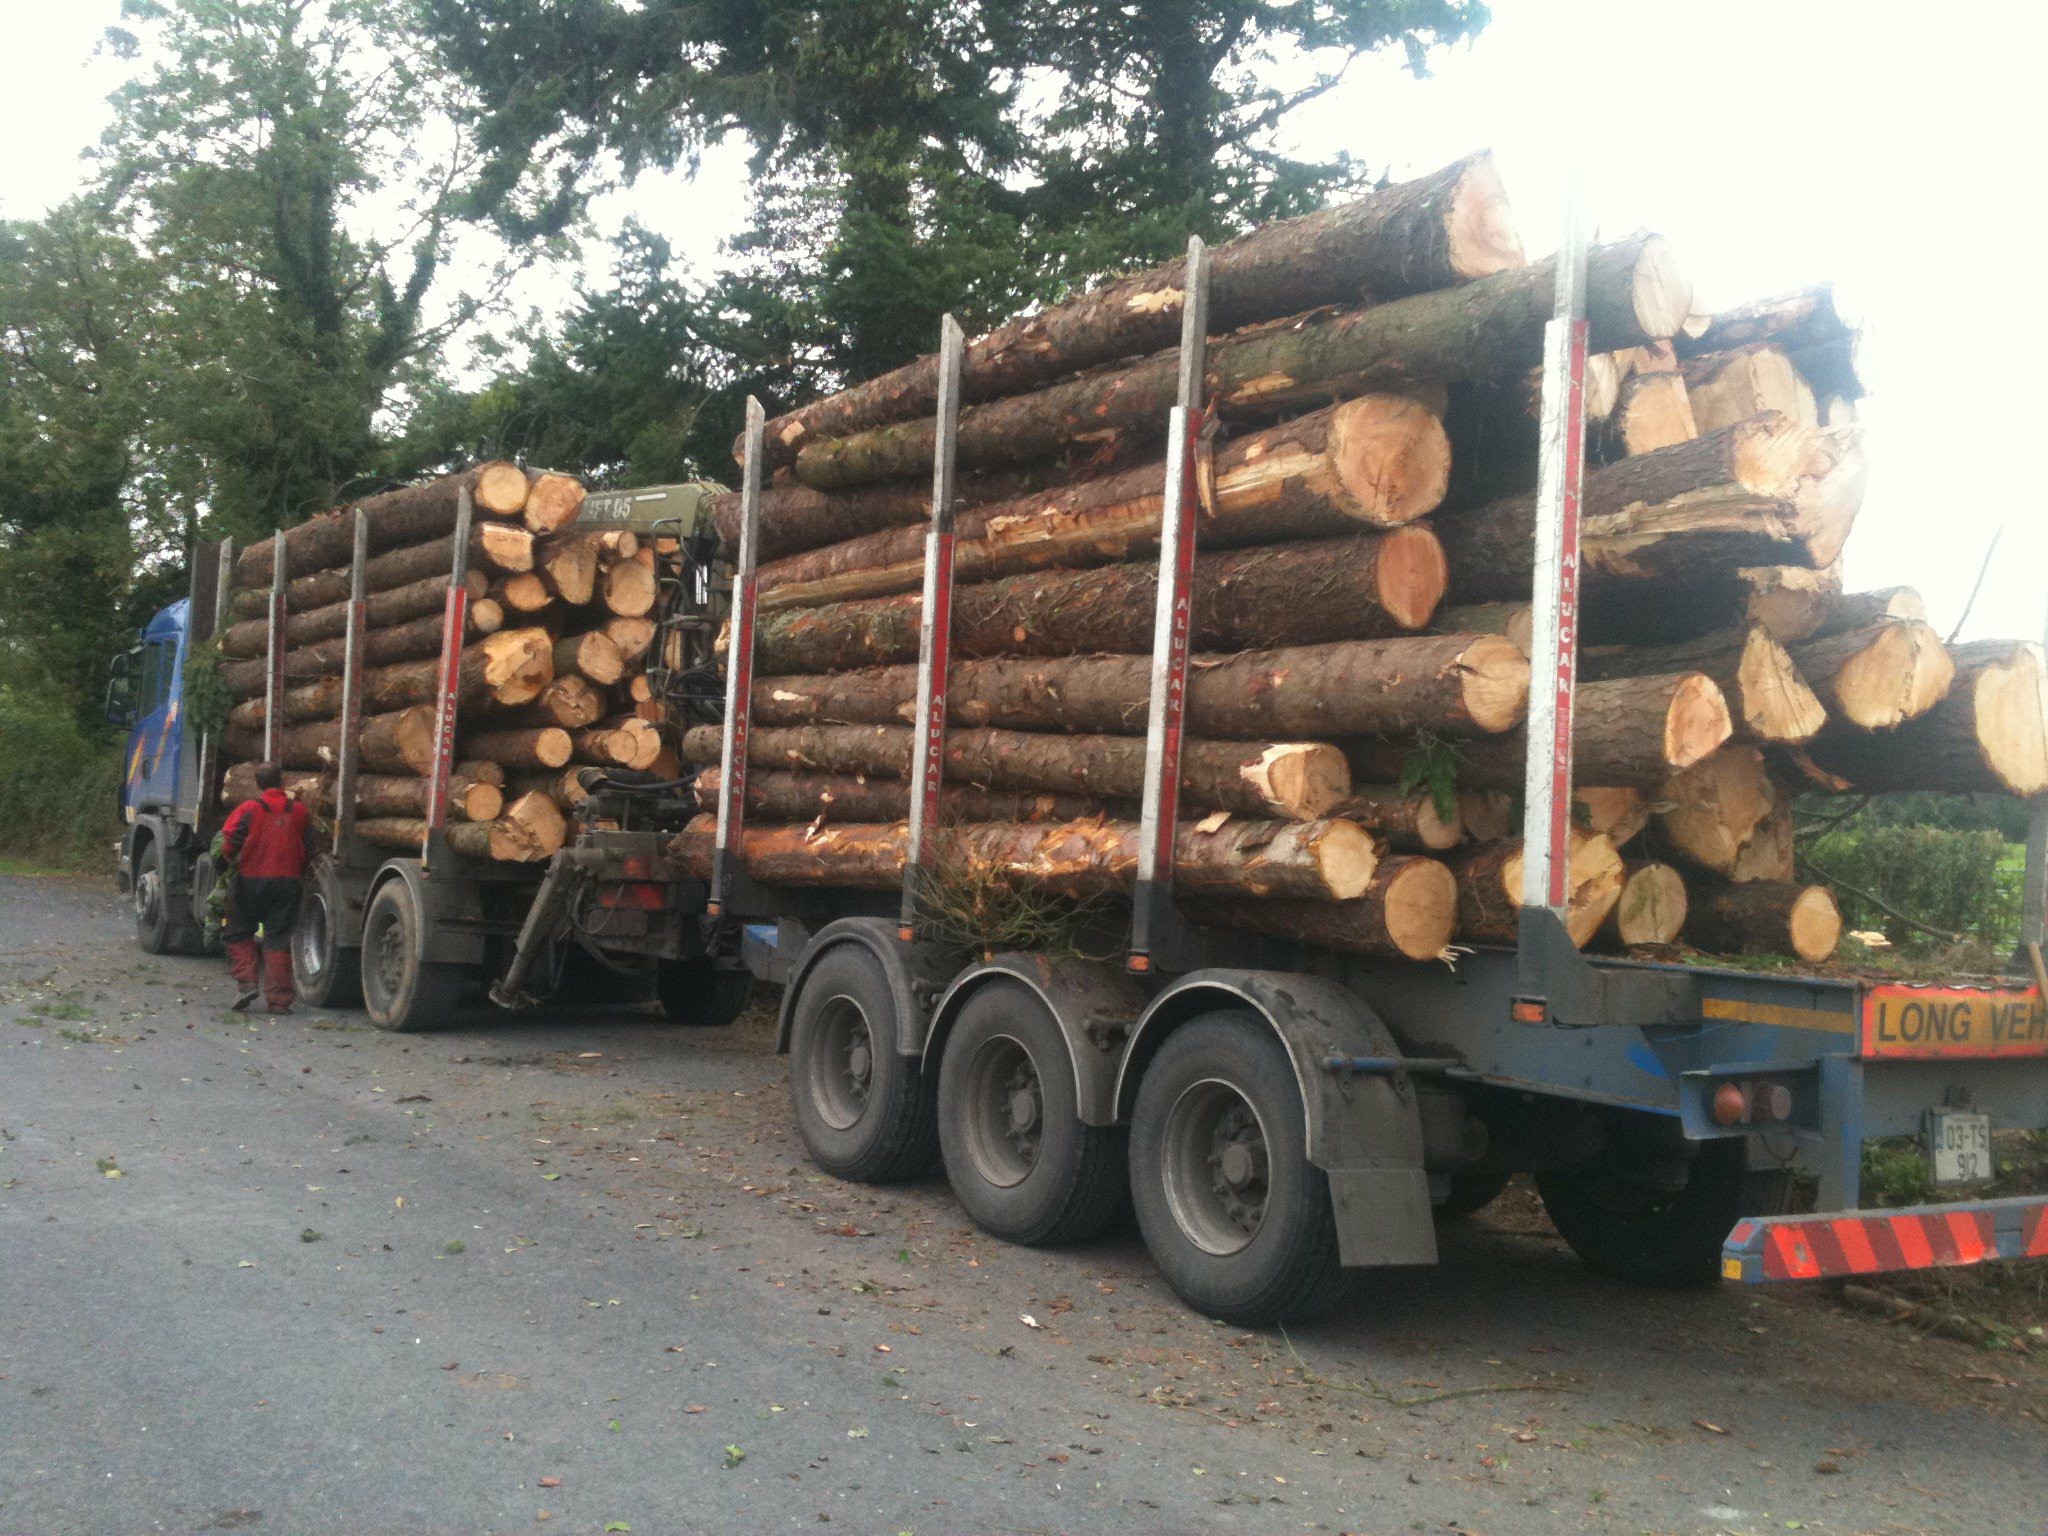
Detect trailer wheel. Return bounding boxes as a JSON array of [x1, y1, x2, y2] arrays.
[[1536, 1139, 1751, 1287], [361, 880, 463, 1032], [134, 839, 202, 956], [294, 879, 363, 1010], [787, 944, 937, 1183], [656, 957, 753, 1027], [936, 980, 1126, 1246], [1128, 1012, 1351, 1327]]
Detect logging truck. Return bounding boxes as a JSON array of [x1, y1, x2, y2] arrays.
[[109, 155, 2048, 1325]]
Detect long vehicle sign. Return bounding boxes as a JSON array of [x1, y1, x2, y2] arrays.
[[1861, 982, 2048, 1059]]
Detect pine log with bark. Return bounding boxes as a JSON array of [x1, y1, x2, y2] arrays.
[[754, 396, 1451, 611], [1459, 790, 1515, 842], [1581, 625, 1826, 744], [1351, 672, 1731, 791], [708, 468, 1073, 564], [1655, 744, 1774, 873], [539, 534, 600, 605], [1182, 855, 1459, 962], [1596, 861, 1689, 949], [1788, 621, 1953, 730], [463, 726, 573, 771], [1807, 587, 1925, 640], [753, 154, 1523, 468], [1686, 880, 1841, 963], [750, 633, 1526, 742], [1806, 639, 2048, 796], [228, 525, 535, 621], [1451, 834, 1625, 949], [1331, 785, 1463, 850], [1680, 345, 1816, 434], [357, 790, 567, 863], [507, 768, 593, 814], [748, 526, 1446, 673], [230, 464, 530, 588], [1436, 413, 1867, 600], [523, 472, 586, 535], [224, 628, 555, 730], [692, 767, 1108, 825], [511, 674, 608, 730], [791, 237, 1689, 490], [1677, 286, 1864, 402], [602, 557, 656, 618], [670, 813, 1379, 901], [219, 571, 488, 659], [1597, 368, 1696, 458], [554, 631, 625, 686], [221, 602, 512, 698], [225, 706, 437, 776], [679, 721, 1351, 821], [606, 616, 656, 663]]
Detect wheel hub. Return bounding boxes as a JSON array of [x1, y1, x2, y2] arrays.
[[1162, 1078, 1273, 1255], [964, 1034, 1042, 1189], [810, 996, 875, 1132], [134, 868, 160, 925]]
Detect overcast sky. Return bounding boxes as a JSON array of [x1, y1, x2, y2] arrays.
[[4, 0, 2041, 644]]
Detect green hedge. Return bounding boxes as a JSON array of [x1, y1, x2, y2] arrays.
[[1806, 821, 2021, 953], [0, 685, 124, 870]]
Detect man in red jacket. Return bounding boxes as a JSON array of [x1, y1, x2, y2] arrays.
[[221, 763, 316, 1013]]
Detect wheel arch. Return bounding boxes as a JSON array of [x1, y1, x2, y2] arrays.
[[923, 954, 1146, 1128], [774, 918, 938, 1058], [366, 858, 488, 967], [1116, 969, 1438, 1269]]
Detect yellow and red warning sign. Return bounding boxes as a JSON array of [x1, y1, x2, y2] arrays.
[[1860, 983, 2048, 1059]]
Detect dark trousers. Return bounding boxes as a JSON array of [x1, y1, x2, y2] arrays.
[[226, 875, 303, 952]]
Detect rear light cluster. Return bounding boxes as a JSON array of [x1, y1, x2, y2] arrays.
[[1712, 1078, 1795, 1126]]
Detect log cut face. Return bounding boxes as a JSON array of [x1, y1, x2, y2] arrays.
[[1582, 625, 1826, 744], [232, 465, 525, 587], [1184, 855, 1459, 961], [1681, 345, 1817, 434], [1808, 639, 2048, 796], [747, 527, 1446, 673], [1655, 744, 1774, 873], [669, 814, 1378, 901], [1452, 834, 1624, 949], [1599, 862, 1688, 949], [1789, 621, 1953, 730], [1687, 881, 1841, 963], [749, 634, 1528, 741], [1437, 413, 1869, 600], [750, 154, 1524, 466], [754, 396, 1451, 612], [1333, 785, 1463, 850]]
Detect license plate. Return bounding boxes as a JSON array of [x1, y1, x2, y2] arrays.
[[1926, 1111, 1993, 1185]]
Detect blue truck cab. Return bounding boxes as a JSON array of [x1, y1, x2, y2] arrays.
[[108, 546, 229, 955]]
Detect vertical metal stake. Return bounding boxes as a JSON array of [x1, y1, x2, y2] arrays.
[[899, 315, 967, 942], [710, 399, 766, 916], [1129, 235, 1211, 972], [423, 487, 473, 855], [1520, 170, 1591, 919], [334, 512, 371, 854], [264, 535, 288, 764], [196, 539, 236, 817]]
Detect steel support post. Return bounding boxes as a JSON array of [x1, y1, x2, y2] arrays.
[[710, 399, 767, 917], [334, 511, 371, 854], [263, 535, 288, 764], [422, 486, 474, 869]]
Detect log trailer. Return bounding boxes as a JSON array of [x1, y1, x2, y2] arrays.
[[111, 258, 2048, 1331]]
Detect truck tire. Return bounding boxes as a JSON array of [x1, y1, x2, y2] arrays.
[[1128, 1012, 1351, 1327], [134, 839, 203, 956], [656, 957, 753, 1027], [360, 880, 463, 1032], [787, 944, 937, 1184], [1536, 1138, 1751, 1287], [936, 979, 1127, 1247], [294, 879, 363, 1010]]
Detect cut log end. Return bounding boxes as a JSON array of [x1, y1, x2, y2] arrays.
[[1603, 862, 1688, 947], [1378, 856, 1460, 959], [1375, 523, 1451, 630], [1325, 395, 1454, 527], [1445, 153, 1528, 281], [1789, 886, 1844, 962], [1458, 633, 1533, 735], [1240, 742, 1352, 821], [1664, 672, 1735, 772], [474, 462, 532, 517], [1822, 621, 1955, 729], [524, 473, 587, 534], [1629, 237, 1694, 340], [1973, 643, 2048, 796]]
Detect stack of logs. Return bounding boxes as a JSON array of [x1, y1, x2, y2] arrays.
[[673, 149, 2048, 969], [216, 463, 673, 861]]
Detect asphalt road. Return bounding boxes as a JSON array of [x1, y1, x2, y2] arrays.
[[2, 873, 2043, 1536]]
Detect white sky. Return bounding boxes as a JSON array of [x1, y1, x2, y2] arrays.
[[5, 0, 2042, 644]]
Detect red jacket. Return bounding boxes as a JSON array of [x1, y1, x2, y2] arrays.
[[224, 788, 314, 879]]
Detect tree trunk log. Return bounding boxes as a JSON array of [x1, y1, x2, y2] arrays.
[[225, 629, 555, 729], [692, 767, 1106, 825], [1728, 784, 1795, 884], [554, 631, 625, 686], [225, 706, 437, 776], [1807, 586, 1925, 640], [1806, 639, 2048, 797], [494, 573, 553, 614], [1598, 862, 1688, 948], [220, 607, 502, 698], [753, 154, 1523, 468], [669, 813, 1379, 901], [1597, 368, 1696, 458], [219, 571, 487, 659], [754, 396, 1451, 611], [1582, 625, 1825, 744], [751, 633, 1528, 741], [747, 526, 1446, 673], [1183, 855, 1458, 961], [538, 533, 600, 605], [463, 727, 572, 771], [1577, 786, 1651, 847], [1459, 790, 1515, 842], [523, 472, 586, 534], [509, 673, 608, 730], [1655, 744, 1774, 873], [1681, 345, 1816, 434], [230, 465, 528, 588], [1437, 413, 1867, 600], [605, 616, 656, 663], [1686, 880, 1841, 963], [1437, 602, 1531, 651], [602, 558, 656, 618], [1352, 672, 1730, 791], [1331, 785, 1463, 850], [709, 468, 1073, 564], [228, 525, 535, 620], [1788, 621, 1953, 730], [791, 236, 1689, 490], [1451, 834, 1624, 949], [680, 722, 1352, 821], [1677, 286, 1864, 402], [507, 768, 592, 814]]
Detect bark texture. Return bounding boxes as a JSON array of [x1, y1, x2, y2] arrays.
[[1451, 833, 1625, 949], [231, 465, 529, 588], [1686, 880, 1841, 963], [1581, 625, 1826, 744], [1183, 855, 1459, 961], [1789, 621, 1953, 730], [228, 526, 534, 621], [693, 767, 1106, 825]]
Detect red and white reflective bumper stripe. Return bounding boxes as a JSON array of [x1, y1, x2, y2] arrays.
[[1722, 1194, 2048, 1282]]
